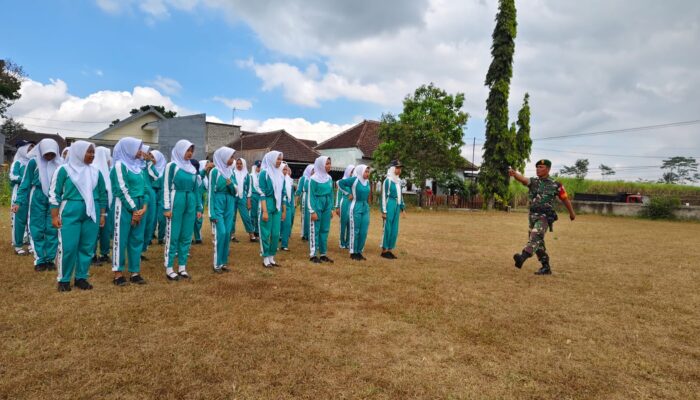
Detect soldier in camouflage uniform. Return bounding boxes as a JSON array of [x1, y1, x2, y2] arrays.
[[509, 159, 575, 275]]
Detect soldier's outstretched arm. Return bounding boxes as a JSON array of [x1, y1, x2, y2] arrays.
[[563, 197, 576, 221], [508, 167, 529, 186]]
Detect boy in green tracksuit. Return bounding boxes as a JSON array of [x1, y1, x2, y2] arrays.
[[9, 140, 34, 255], [93, 146, 113, 264], [296, 165, 313, 241], [149, 150, 167, 245], [141, 148, 158, 254], [110, 137, 149, 286], [338, 164, 371, 261], [335, 164, 355, 249], [231, 158, 256, 242], [257, 151, 286, 268], [49, 141, 107, 291], [248, 160, 262, 240], [163, 140, 203, 281], [381, 160, 406, 259], [279, 163, 295, 251], [12, 139, 62, 271], [307, 156, 335, 263], [209, 147, 237, 273], [192, 159, 209, 244]]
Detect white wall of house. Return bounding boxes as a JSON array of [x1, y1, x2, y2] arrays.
[[316, 147, 364, 168]]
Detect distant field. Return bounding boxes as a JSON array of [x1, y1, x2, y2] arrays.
[[0, 209, 698, 399]]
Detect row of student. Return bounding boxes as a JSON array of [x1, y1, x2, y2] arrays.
[[8, 136, 406, 291]]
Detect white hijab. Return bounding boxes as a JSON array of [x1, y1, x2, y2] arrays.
[[13, 143, 33, 167], [112, 137, 143, 174], [94, 146, 113, 206], [354, 164, 369, 186], [233, 158, 248, 198], [282, 162, 293, 200], [213, 147, 235, 180], [151, 150, 167, 176], [302, 164, 314, 179], [250, 161, 261, 189], [62, 146, 70, 162], [310, 156, 331, 184], [28, 139, 62, 196], [387, 166, 403, 203], [171, 139, 196, 174], [342, 164, 355, 179], [66, 141, 99, 222], [261, 151, 285, 210]]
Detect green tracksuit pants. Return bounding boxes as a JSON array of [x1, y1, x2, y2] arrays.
[[165, 191, 197, 268], [211, 193, 235, 267], [381, 198, 401, 251], [280, 200, 295, 248], [156, 189, 166, 242], [112, 196, 145, 273], [142, 186, 157, 251], [11, 185, 29, 248], [309, 195, 332, 257], [28, 188, 58, 266], [57, 200, 99, 283], [339, 197, 351, 249], [349, 200, 370, 255], [231, 196, 254, 236], [95, 206, 113, 257], [249, 194, 260, 234], [193, 209, 203, 242], [258, 198, 281, 258], [302, 193, 310, 239]]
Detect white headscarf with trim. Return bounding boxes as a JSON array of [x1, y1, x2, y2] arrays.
[[302, 164, 314, 179], [261, 151, 284, 210], [354, 164, 369, 186], [151, 150, 167, 176], [66, 141, 99, 222], [386, 166, 403, 203], [171, 139, 196, 174], [94, 146, 112, 206], [112, 137, 143, 174], [342, 164, 355, 179], [282, 162, 293, 200], [213, 147, 235, 180], [13, 143, 33, 167], [250, 161, 261, 190], [233, 158, 248, 198], [28, 139, 62, 196], [310, 156, 331, 184]]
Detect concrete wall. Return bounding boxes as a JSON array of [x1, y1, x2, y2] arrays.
[[205, 123, 241, 157], [573, 200, 700, 220], [155, 114, 207, 161], [101, 114, 160, 142]]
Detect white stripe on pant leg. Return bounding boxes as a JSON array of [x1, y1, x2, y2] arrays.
[[211, 223, 218, 268], [11, 186, 17, 247], [112, 198, 122, 271], [309, 216, 316, 258], [349, 200, 356, 254], [28, 187, 39, 265], [380, 217, 386, 249], [300, 194, 305, 238], [258, 205, 264, 257], [164, 190, 176, 268]]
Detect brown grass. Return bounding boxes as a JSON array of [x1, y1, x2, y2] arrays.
[[0, 208, 698, 399]]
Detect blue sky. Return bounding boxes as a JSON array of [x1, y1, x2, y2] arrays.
[[2, 0, 699, 180]]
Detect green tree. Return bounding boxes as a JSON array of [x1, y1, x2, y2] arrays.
[[560, 159, 589, 180], [130, 105, 177, 118], [479, 0, 518, 208], [513, 93, 531, 173], [373, 83, 469, 205], [599, 164, 615, 179], [0, 117, 25, 140], [659, 156, 699, 184], [0, 59, 24, 118]]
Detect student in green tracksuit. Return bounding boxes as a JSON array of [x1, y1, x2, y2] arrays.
[[231, 158, 256, 242], [257, 151, 287, 268], [140, 146, 158, 255], [297, 164, 314, 241], [192, 159, 209, 244], [163, 139, 203, 281], [279, 163, 295, 251], [9, 140, 34, 255], [307, 156, 335, 263], [209, 147, 237, 273], [150, 150, 167, 245], [49, 141, 108, 291], [338, 164, 372, 261], [12, 138, 62, 271], [248, 160, 262, 240], [110, 137, 149, 286], [381, 160, 406, 259], [335, 164, 355, 249], [93, 146, 113, 264]]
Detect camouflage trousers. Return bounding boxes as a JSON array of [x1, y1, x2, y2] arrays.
[[523, 213, 548, 255]]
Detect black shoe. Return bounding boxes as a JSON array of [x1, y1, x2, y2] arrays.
[[166, 272, 180, 281], [213, 267, 223, 274], [221, 266, 231, 273], [113, 276, 128, 286], [301, 237, 308, 242], [359, 254, 367, 261], [310, 256, 321, 264], [158, 240, 165, 245], [98, 254, 111, 263], [46, 262, 57, 271], [74, 279, 93, 290], [270, 261, 281, 267], [91, 255, 100, 265], [380, 252, 392, 259], [250, 237, 259, 243], [535, 265, 552, 275], [35, 263, 47, 272], [387, 252, 397, 259], [178, 271, 191, 279], [57, 282, 72, 292], [513, 254, 524, 269], [130, 274, 147, 284], [193, 240, 203, 245], [140, 255, 148, 261], [231, 237, 240, 243], [320, 256, 334, 263], [281, 247, 289, 251], [350, 253, 359, 260]]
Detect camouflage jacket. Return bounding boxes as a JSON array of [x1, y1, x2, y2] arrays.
[[528, 177, 568, 211]]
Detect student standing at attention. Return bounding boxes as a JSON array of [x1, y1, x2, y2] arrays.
[[257, 151, 286, 268], [92, 146, 113, 264], [208, 147, 237, 273], [12, 138, 62, 272], [335, 164, 355, 250], [338, 164, 371, 261], [49, 141, 107, 291], [296, 164, 314, 241], [231, 158, 256, 243], [163, 139, 203, 281], [307, 156, 334, 264], [9, 140, 34, 256], [150, 150, 168, 245], [247, 160, 262, 241], [110, 137, 149, 286], [140, 146, 157, 256], [381, 160, 406, 259], [279, 163, 295, 251]]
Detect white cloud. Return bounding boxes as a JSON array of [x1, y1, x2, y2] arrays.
[[150, 75, 182, 95], [232, 116, 354, 143], [212, 96, 252, 111]]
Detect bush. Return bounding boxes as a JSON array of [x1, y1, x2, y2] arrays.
[[0, 169, 12, 206], [640, 197, 680, 220]]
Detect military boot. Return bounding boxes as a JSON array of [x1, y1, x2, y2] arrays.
[[534, 249, 552, 275], [513, 251, 531, 269]]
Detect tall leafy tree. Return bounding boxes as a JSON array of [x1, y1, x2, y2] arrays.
[[373, 83, 469, 203], [560, 159, 589, 180], [0, 59, 24, 118], [599, 164, 615, 179], [513, 93, 531, 173], [479, 0, 518, 208], [0, 117, 25, 140], [130, 105, 177, 118], [660, 156, 699, 184]]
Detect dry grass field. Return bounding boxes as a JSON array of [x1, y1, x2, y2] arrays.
[[0, 208, 698, 399]]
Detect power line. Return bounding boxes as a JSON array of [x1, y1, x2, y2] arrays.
[[9, 115, 112, 124], [20, 123, 96, 134], [533, 119, 700, 141], [531, 146, 691, 159]]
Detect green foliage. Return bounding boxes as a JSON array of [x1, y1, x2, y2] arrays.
[[660, 156, 699, 184], [557, 177, 700, 198], [599, 164, 615, 179], [513, 93, 531, 173], [0, 169, 12, 206], [640, 197, 680, 220], [0, 59, 24, 118], [130, 105, 178, 119], [373, 83, 468, 190], [480, 0, 519, 205], [1, 117, 25, 140], [559, 159, 589, 180]]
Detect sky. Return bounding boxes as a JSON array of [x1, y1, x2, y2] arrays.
[[2, 0, 699, 181]]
